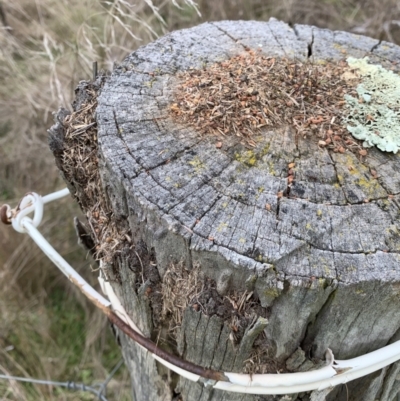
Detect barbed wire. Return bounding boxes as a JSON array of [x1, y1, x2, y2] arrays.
[[0, 359, 124, 401]]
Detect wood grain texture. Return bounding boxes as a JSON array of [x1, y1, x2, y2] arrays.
[[63, 19, 400, 401]]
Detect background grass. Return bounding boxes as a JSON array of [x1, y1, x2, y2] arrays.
[[0, 0, 399, 400]]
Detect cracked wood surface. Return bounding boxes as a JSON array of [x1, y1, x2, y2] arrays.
[[94, 19, 400, 401]]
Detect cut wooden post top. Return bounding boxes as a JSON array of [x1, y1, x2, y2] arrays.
[[96, 19, 400, 292], [49, 19, 400, 374]]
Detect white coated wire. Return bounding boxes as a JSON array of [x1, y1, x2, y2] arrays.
[[11, 188, 69, 233], [6, 187, 400, 395], [23, 219, 111, 309]]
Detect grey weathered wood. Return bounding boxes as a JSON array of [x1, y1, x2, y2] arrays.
[[51, 19, 400, 401]]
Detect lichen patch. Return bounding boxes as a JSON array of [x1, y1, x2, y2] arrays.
[[345, 57, 400, 153]]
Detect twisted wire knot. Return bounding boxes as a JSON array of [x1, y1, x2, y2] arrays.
[[0, 192, 44, 233]]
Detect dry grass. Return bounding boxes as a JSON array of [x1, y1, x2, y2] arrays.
[[0, 0, 399, 400], [160, 263, 267, 351], [161, 263, 203, 336], [0, 1, 195, 399], [163, 0, 400, 44], [60, 80, 133, 265]]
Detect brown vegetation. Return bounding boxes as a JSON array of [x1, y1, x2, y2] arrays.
[[171, 51, 364, 155], [0, 0, 399, 399]]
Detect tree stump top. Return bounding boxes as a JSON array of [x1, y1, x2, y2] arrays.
[[95, 19, 400, 365], [97, 19, 400, 286], [48, 19, 400, 400]]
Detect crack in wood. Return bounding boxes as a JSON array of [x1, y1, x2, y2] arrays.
[[370, 39, 383, 53], [210, 22, 249, 50], [300, 286, 338, 358], [65, 20, 400, 401], [308, 29, 314, 58]]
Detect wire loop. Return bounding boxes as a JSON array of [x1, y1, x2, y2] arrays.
[[12, 192, 44, 233], [4, 187, 400, 395]]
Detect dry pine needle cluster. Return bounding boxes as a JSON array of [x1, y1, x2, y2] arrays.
[[170, 49, 366, 155]]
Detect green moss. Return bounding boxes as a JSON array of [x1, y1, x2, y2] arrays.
[[386, 225, 400, 247], [380, 199, 391, 210], [260, 143, 270, 157], [263, 287, 280, 299], [355, 176, 381, 196], [234, 143, 270, 168], [188, 156, 205, 172], [267, 161, 276, 176], [255, 186, 265, 200], [235, 150, 257, 166], [345, 57, 400, 153], [318, 278, 332, 289]]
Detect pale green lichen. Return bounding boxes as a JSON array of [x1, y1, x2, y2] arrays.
[[217, 222, 228, 232], [234, 143, 270, 168], [345, 57, 400, 153], [188, 156, 205, 172], [234, 150, 257, 167]]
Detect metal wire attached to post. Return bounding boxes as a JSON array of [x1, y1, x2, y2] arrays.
[[4, 188, 400, 395], [0, 359, 124, 401]]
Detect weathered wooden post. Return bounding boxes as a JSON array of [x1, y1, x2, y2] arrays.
[[49, 19, 400, 401]]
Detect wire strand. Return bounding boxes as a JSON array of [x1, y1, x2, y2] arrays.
[[3, 188, 400, 395], [0, 373, 110, 401]]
